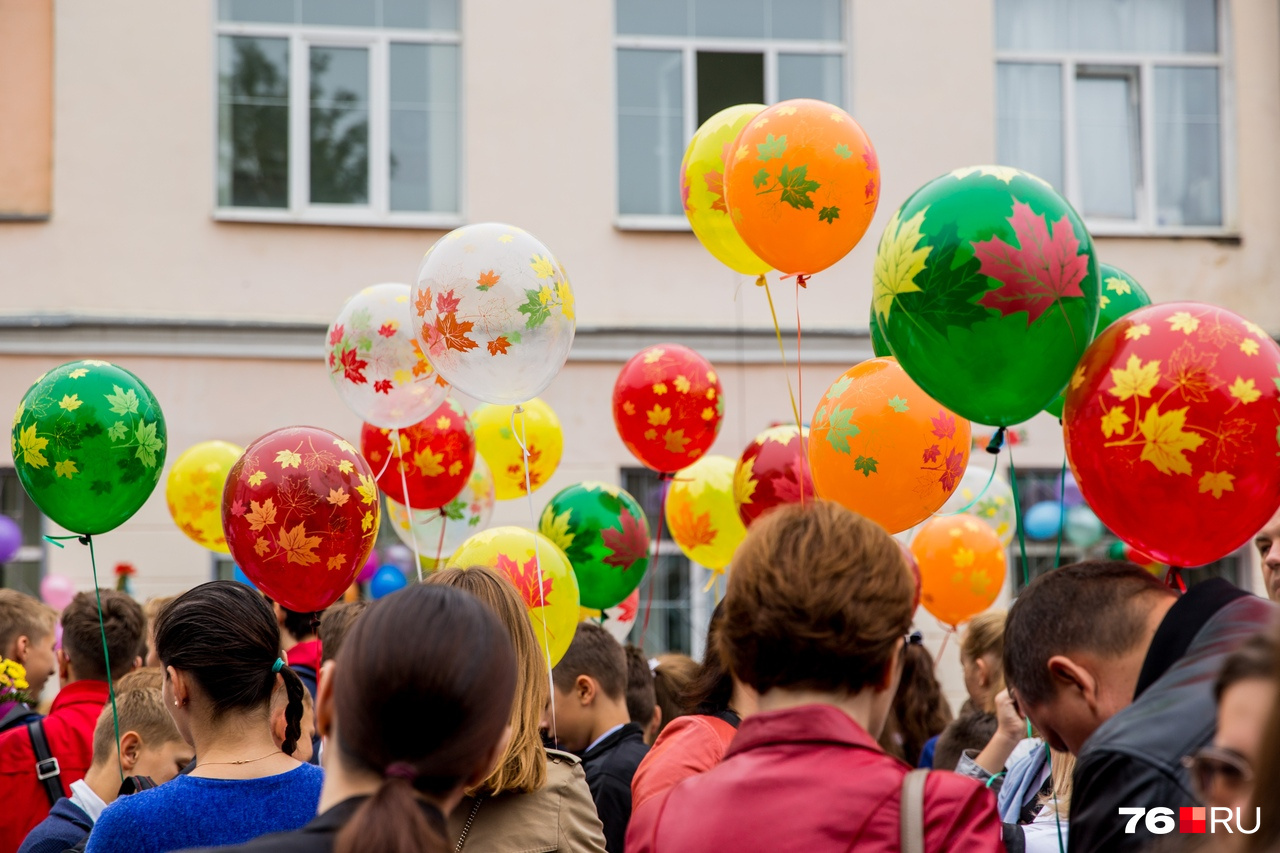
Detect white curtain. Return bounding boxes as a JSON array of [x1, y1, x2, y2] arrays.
[[997, 62, 1064, 190]]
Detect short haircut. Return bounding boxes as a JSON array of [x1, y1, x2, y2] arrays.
[[624, 645, 656, 725], [552, 622, 626, 701], [91, 672, 182, 765], [1215, 632, 1275, 703], [652, 653, 697, 735], [281, 606, 321, 642], [1004, 561, 1174, 706], [720, 500, 913, 695], [62, 590, 145, 682], [0, 589, 56, 651], [320, 601, 368, 665], [933, 712, 998, 771]]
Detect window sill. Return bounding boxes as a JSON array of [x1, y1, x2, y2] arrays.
[[614, 215, 693, 233], [214, 208, 464, 230], [1086, 222, 1241, 244]]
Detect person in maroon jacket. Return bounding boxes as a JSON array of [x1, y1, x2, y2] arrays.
[[627, 500, 1003, 852]]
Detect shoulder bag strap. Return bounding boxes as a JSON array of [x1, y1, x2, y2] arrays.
[[27, 719, 64, 807], [900, 768, 929, 853]]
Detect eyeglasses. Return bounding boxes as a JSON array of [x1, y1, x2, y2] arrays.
[[1182, 747, 1253, 803]]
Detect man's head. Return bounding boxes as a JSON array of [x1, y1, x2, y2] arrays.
[[933, 711, 998, 772], [547, 622, 628, 753], [1004, 561, 1177, 754], [623, 644, 659, 738], [1254, 507, 1280, 601], [273, 601, 321, 647], [60, 590, 145, 684], [0, 589, 57, 698], [90, 668, 191, 794]]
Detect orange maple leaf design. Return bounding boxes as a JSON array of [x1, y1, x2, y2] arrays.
[[703, 170, 727, 213], [410, 339, 432, 377], [487, 336, 511, 356], [668, 500, 716, 549], [245, 498, 277, 532], [477, 269, 501, 289], [414, 287, 432, 318], [495, 552, 554, 611], [435, 313, 478, 352], [278, 523, 322, 566]]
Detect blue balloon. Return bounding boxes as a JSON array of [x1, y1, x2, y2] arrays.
[[369, 565, 408, 599], [232, 565, 256, 588], [1024, 501, 1064, 541]]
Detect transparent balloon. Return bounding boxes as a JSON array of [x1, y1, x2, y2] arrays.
[[937, 463, 1018, 547], [384, 456, 496, 561]]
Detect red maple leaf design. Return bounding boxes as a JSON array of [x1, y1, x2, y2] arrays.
[[922, 445, 941, 463], [495, 552, 554, 611], [680, 172, 692, 213], [940, 448, 965, 492], [601, 511, 649, 570], [340, 348, 368, 385], [229, 499, 247, 517], [973, 200, 1089, 325], [865, 178, 877, 200], [374, 379, 393, 394], [414, 287, 432, 318], [615, 593, 638, 623], [771, 454, 814, 505], [327, 351, 336, 368], [703, 170, 727, 213], [487, 336, 511, 356], [377, 322, 397, 338], [436, 289, 461, 315], [435, 313, 478, 353], [327, 324, 344, 347], [863, 146, 878, 173], [930, 410, 956, 440]]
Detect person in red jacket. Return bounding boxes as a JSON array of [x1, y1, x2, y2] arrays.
[[0, 589, 144, 850], [626, 501, 1003, 852]]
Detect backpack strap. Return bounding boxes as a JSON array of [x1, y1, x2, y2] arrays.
[[900, 768, 928, 853], [26, 719, 64, 807]]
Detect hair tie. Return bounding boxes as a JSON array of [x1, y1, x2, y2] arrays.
[[272, 658, 285, 673], [385, 762, 417, 781]]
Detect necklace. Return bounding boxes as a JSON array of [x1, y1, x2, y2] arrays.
[[196, 750, 283, 768]]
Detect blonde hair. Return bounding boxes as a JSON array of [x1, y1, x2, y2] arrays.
[[0, 590, 56, 651], [92, 668, 183, 765], [1039, 748, 1075, 817], [425, 567, 548, 795], [962, 610, 1007, 710]]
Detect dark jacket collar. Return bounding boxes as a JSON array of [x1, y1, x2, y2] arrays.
[[50, 796, 95, 831], [580, 722, 645, 761], [1135, 578, 1248, 699]]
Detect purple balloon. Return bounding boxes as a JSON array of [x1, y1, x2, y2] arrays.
[[0, 515, 20, 563], [357, 552, 380, 583], [40, 574, 76, 611], [1054, 471, 1085, 508]]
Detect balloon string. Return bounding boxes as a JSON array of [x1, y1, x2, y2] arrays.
[[757, 276, 805, 435], [642, 475, 671, 637], [939, 463, 999, 517], [372, 438, 396, 482], [1007, 445, 1031, 589], [1054, 458, 1067, 569], [392, 428, 423, 583], [794, 277, 808, 505], [934, 624, 955, 667], [434, 511, 448, 567]]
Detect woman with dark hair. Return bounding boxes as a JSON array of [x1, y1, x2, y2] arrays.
[[878, 632, 952, 765], [86, 581, 321, 852]]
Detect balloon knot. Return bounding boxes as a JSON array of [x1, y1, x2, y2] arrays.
[[77, 535, 91, 547], [754, 274, 767, 288], [512, 405, 524, 415], [1165, 566, 1187, 593], [796, 274, 809, 289], [657, 472, 674, 482], [985, 427, 1007, 455]]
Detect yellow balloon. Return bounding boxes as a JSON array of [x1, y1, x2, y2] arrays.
[[681, 104, 772, 276], [165, 440, 243, 554], [448, 526, 580, 667], [664, 455, 747, 573], [471, 398, 564, 501]]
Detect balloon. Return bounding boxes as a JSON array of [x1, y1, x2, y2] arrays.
[[581, 587, 640, 644], [1046, 263, 1152, 417], [873, 166, 1100, 426], [938, 463, 1018, 547], [413, 223, 575, 405], [370, 565, 408, 599], [326, 283, 449, 428], [1064, 504, 1104, 548], [809, 358, 971, 534], [231, 565, 255, 588], [39, 574, 75, 611], [360, 397, 474, 510], [471, 398, 563, 500], [613, 344, 723, 473], [734, 425, 814, 527], [665, 455, 747, 572], [0, 516, 21, 563], [165, 440, 243, 553], [1053, 470, 1085, 509], [448, 527, 581, 667], [357, 553, 380, 583], [680, 104, 771, 276], [223, 427, 380, 612], [12, 360, 167, 535], [1024, 501, 1064, 540], [1064, 302, 1280, 567], [539, 482, 651, 610], [1107, 540, 1128, 561], [723, 99, 880, 276], [870, 309, 891, 358], [383, 544, 415, 575], [385, 456, 496, 560], [911, 514, 1007, 628]]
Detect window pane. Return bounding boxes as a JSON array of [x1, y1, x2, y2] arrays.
[[1155, 66, 1221, 226], [615, 0, 689, 36], [218, 0, 295, 23], [696, 52, 764, 125], [301, 0, 375, 26], [1075, 72, 1140, 219], [218, 36, 290, 208], [389, 43, 458, 212], [777, 53, 842, 104], [617, 49, 684, 216], [996, 0, 1218, 53], [309, 46, 370, 205], [770, 0, 841, 40], [383, 0, 457, 29], [693, 0, 765, 38], [996, 62, 1063, 190]]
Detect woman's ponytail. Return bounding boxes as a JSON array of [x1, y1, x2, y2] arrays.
[[277, 663, 305, 757], [333, 773, 447, 853]]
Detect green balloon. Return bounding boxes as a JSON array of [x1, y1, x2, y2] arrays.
[[872, 167, 1100, 426], [12, 360, 167, 535], [869, 308, 891, 358], [538, 481, 650, 610]]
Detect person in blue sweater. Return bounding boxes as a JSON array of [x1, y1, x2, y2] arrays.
[[85, 582, 323, 853]]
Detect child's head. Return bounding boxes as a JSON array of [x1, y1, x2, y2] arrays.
[[932, 711, 998, 771], [651, 654, 697, 743], [961, 610, 1007, 713], [273, 600, 322, 645], [0, 589, 58, 697], [624, 644, 658, 733], [61, 590, 145, 684], [319, 601, 368, 666], [548, 622, 628, 752], [93, 668, 192, 789]]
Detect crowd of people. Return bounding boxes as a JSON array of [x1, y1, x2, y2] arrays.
[[0, 500, 1278, 852]]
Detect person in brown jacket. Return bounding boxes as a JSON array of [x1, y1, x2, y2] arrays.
[[427, 568, 607, 852]]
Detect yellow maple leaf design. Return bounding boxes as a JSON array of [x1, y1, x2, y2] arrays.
[[436, 416, 451, 430], [674, 375, 691, 394], [1168, 311, 1200, 335], [68, 368, 88, 379], [361, 510, 375, 533], [702, 407, 715, 421], [448, 460, 463, 476], [530, 254, 556, 279], [393, 368, 413, 384], [1100, 406, 1130, 438], [541, 508, 575, 553], [279, 523, 322, 566], [498, 233, 514, 244], [248, 470, 267, 487], [333, 438, 358, 455], [1241, 339, 1260, 356], [1198, 471, 1235, 499], [58, 394, 82, 411], [776, 105, 797, 116], [1108, 355, 1161, 401], [647, 405, 671, 426], [54, 459, 78, 479], [1099, 295, 1111, 310], [413, 448, 445, 477], [653, 383, 668, 395], [623, 401, 636, 416], [1104, 276, 1132, 295], [1243, 320, 1268, 340], [16, 425, 48, 469], [1070, 366, 1086, 390], [276, 449, 302, 469], [707, 370, 717, 383], [1228, 376, 1261, 405], [246, 498, 277, 531], [644, 428, 657, 441], [953, 547, 975, 568], [663, 429, 691, 454], [1125, 323, 1151, 341], [338, 460, 354, 475], [557, 280, 575, 321], [872, 208, 930, 322], [643, 348, 665, 364], [12, 400, 24, 429], [734, 456, 757, 506], [1137, 405, 1205, 475], [357, 473, 378, 505], [705, 387, 717, 400], [327, 554, 347, 571], [254, 537, 270, 557], [327, 487, 349, 507]]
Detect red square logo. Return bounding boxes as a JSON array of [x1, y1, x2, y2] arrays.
[[1180, 807, 1206, 834]]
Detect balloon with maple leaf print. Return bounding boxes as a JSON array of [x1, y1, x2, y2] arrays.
[[166, 440, 243, 553], [580, 587, 640, 644], [223, 426, 380, 613], [936, 462, 1018, 547], [722, 98, 880, 277], [447, 527, 580, 668], [360, 396, 475, 510], [384, 456, 496, 561], [326, 283, 449, 429], [680, 103, 771, 276], [414, 223, 575, 406], [911, 514, 1006, 628], [1063, 302, 1280, 567], [809, 358, 971, 534], [539, 482, 651, 610], [12, 360, 167, 535], [665, 455, 747, 574], [613, 344, 724, 473], [470, 397, 564, 500], [872, 166, 1100, 426], [734, 425, 815, 528]]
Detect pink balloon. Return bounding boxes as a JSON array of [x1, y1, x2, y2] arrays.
[[358, 553, 380, 584], [40, 574, 76, 611]]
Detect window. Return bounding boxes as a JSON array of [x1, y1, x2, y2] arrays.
[[995, 0, 1229, 234], [614, 0, 845, 225], [0, 470, 45, 595], [215, 0, 460, 227]]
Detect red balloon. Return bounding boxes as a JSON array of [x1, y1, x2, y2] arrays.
[[223, 426, 379, 612], [360, 397, 475, 510], [612, 344, 723, 472], [734, 425, 815, 527], [1065, 302, 1280, 567]]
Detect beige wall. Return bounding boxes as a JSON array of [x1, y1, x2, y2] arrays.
[[0, 0, 53, 218]]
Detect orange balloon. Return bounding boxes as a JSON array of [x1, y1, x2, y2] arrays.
[[910, 514, 1006, 628], [723, 98, 880, 276], [808, 358, 971, 534]]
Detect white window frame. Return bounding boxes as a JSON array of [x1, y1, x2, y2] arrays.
[[212, 18, 463, 229], [995, 1, 1235, 237], [613, 26, 848, 231]]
